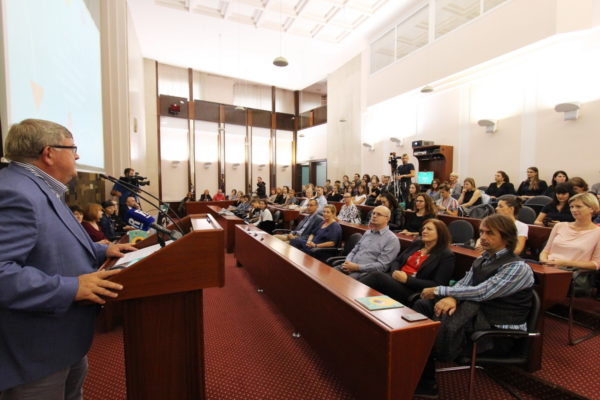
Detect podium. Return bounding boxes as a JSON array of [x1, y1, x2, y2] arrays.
[[101, 214, 224, 400]]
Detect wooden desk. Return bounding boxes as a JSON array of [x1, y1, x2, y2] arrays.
[[185, 200, 235, 214], [335, 221, 571, 372], [267, 205, 300, 229], [235, 225, 439, 400], [206, 205, 246, 253]]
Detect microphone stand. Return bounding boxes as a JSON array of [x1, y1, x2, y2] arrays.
[[101, 175, 185, 236]]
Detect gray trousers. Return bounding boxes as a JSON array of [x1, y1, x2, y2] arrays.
[[1, 356, 88, 400]]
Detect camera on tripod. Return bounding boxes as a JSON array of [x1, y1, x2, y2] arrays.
[[120, 172, 150, 187], [388, 152, 401, 171]]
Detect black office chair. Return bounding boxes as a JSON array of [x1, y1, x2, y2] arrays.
[[437, 290, 542, 400], [447, 220, 475, 248], [524, 196, 553, 215], [326, 233, 363, 266], [478, 186, 489, 191], [516, 206, 537, 225]]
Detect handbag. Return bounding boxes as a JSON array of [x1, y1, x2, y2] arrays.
[[559, 267, 595, 297]]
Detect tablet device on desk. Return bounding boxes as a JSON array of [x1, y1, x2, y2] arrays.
[[402, 313, 428, 322]]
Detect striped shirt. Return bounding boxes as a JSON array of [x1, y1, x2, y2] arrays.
[[438, 248, 534, 330], [12, 161, 68, 201]]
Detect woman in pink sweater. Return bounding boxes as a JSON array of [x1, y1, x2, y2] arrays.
[[540, 192, 600, 270]]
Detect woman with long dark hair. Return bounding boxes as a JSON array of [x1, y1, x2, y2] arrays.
[[543, 170, 568, 197], [400, 193, 436, 236], [534, 183, 575, 227], [517, 167, 548, 199], [485, 171, 515, 199]]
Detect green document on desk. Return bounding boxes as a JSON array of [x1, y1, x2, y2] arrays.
[[355, 296, 404, 311]]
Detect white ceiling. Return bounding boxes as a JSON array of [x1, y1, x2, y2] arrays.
[[127, 0, 421, 90]]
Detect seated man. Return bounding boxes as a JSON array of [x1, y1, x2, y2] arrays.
[[315, 186, 327, 213], [99, 200, 120, 241], [213, 188, 226, 201], [416, 214, 534, 397], [336, 205, 401, 279], [231, 195, 251, 216], [298, 187, 315, 211], [273, 199, 323, 243], [121, 196, 141, 224]]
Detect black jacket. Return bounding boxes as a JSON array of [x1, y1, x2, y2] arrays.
[[388, 240, 455, 291]]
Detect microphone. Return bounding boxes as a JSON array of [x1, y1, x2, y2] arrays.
[[126, 208, 183, 241], [100, 174, 184, 236]]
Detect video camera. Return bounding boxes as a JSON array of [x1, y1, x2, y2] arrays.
[[120, 172, 150, 187], [388, 152, 401, 171]]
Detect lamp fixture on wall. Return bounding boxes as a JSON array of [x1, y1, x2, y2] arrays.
[[477, 119, 497, 133], [232, 163, 241, 169], [273, 1, 288, 67], [171, 160, 181, 168], [554, 102, 580, 120], [390, 137, 404, 146], [281, 165, 289, 170], [258, 164, 266, 170], [420, 85, 434, 93], [203, 162, 212, 169], [362, 142, 374, 151]]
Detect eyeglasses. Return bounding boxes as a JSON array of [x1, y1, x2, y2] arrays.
[[40, 145, 78, 154]]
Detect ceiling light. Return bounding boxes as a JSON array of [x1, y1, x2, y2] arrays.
[[273, 56, 288, 67], [273, 0, 288, 68]]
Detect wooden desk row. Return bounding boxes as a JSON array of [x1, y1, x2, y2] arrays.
[[235, 224, 439, 400]]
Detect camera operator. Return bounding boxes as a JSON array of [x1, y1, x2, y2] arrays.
[[395, 154, 415, 202], [111, 168, 146, 219]]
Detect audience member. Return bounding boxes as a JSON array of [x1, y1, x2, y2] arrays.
[[436, 184, 459, 216], [378, 192, 404, 230], [69, 205, 84, 223], [213, 188, 226, 201], [177, 191, 195, 216], [315, 186, 328, 212], [395, 153, 416, 201], [273, 199, 323, 243], [426, 179, 441, 201], [254, 200, 273, 231], [359, 219, 454, 310], [336, 206, 401, 279], [274, 187, 285, 204], [338, 193, 362, 224], [82, 204, 110, 244], [365, 182, 380, 206], [291, 204, 342, 262], [517, 167, 548, 199], [380, 175, 394, 194], [539, 193, 600, 271], [99, 200, 120, 241], [284, 188, 298, 206], [267, 188, 278, 203], [534, 183, 575, 227], [417, 214, 534, 397], [400, 193, 437, 236], [475, 196, 527, 255], [448, 172, 462, 199], [485, 170, 516, 199], [256, 177, 266, 198], [405, 183, 420, 210], [353, 184, 367, 205], [232, 195, 252, 217], [327, 185, 343, 202], [230, 189, 239, 201], [245, 199, 261, 224], [110, 167, 139, 220], [199, 189, 212, 201], [543, 170, 569, 198], [122, 196, 141, 224], [457, 178, 482, 209], [569, 177, 589, 194]]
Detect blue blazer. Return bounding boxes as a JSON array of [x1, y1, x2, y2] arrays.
[[0, 164, 107, 390], [293, 212, 324, 240]]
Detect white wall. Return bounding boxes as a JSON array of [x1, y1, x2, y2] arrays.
[[225, 124, 246, 194], [160, 117, 189, 201], [276, 130, 293, 187], [194, 120, 219, 196], [297, 124, 327, 163], [251, 127, 271, 193]]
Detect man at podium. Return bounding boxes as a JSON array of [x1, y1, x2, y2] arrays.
[[0, 119, 135, 399]]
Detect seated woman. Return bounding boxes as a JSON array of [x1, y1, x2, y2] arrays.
[[448, 172, 462, 199], [69, 205, 84, 223], [82, 203, 110, 244], [435, 184, 459, 216], [254, 200, 274, 232], [426, 179, 441, 202], [365, 182, 380, 206], [359, 219, 455, 307], [229, 189, 239, 202], [379, 192, 404, 230], [273, 187, 285, 204], [540, 192, 600, 271], [485, 170, 516, 199], [338, 193, 362, 224], [290, 204, 342, 262], [517, 166, 548, 199], [399, 193, 437, 236], [353, 184, 367, 205], [267, 188, 278, 203], [475, 195, 528, 255], [199, 189, 212, 201], [543, 170, 569, 198], [457, 177, 482, 209], [283, 188, 298, 206], [569, 177, 589, 194], [404, 183, 420, 210], [534, 183, 574, 227], [327, 185, 343, 202]]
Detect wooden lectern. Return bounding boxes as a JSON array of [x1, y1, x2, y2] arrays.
[[102, 214, 224, 400]]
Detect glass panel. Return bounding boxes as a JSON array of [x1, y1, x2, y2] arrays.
[[370, 28, 395, 73], [435, 0, 480, 39], [300, 165, 310, 187], [396, 5, 429, 60], [315, 162, 327, 187], [157, 64, 189, 97], [483, 0, 507, 12], [160, 117, 189, 201]]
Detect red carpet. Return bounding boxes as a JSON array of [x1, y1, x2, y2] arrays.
[[83, 252, 598, 399]]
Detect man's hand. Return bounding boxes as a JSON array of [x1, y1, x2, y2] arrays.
[[392, 270, 408, 283], [287, 233, 297, 240], [340, 261, 359, 273], [76, 269, 124, 304], [421, 287, 437, 300], [434, 297, 457, 317], [106, 243, 137, 258]]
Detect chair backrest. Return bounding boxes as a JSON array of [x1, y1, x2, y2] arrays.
[[343, 233, 363, 255], [514, 290, 542, 358], [466, 203, 496, 219], [447, 220, 474, 245], [517, 206, 537, 224], [524, 196, 553, 207], [478, 186, 489, 191]]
